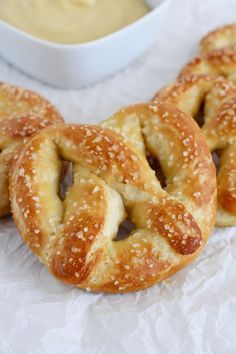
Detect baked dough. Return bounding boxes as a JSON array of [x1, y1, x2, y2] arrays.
[[0, 82, 63, 217], [10, 103, 216, 292], [179, 24, 236, 83], [153, 74, 236, 226]]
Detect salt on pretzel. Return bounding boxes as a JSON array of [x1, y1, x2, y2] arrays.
[[0, 82, 63, 217], [10, 103, 216, 293], [179, 24, 236, 83], [200, 24, 236, 54], [153, 74, 236, 226]]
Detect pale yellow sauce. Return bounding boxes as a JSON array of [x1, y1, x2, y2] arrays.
[[0, 0, 150, 44]]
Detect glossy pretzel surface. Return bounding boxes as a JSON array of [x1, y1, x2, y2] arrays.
[[10, 103, 216, 292], [0, 82, 63, 216], [179, 24, 236, 83], [153, 74, 236, 226]]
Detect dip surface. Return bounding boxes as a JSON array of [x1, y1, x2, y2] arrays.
[[0, 0, 150, 44]]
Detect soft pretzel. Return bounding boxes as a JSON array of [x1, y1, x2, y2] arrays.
[[0, 82, 63, 217], [200, 24, 236, 53], [179, 24, 236, 83], [153, 74, 236, 226], [10, 103, 216, 293]]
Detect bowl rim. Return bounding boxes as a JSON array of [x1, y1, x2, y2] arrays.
[[0, 0, 168, 49]]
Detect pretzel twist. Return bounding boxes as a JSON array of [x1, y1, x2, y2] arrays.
[[179, 24, 236, 83], [153, 74, 236, 226], [0, 82, 63, 217], [10, 103, 216, 293]]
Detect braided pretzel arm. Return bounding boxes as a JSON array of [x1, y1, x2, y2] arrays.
[[10, 103, 216, 293], [153, 74, 236, 226], [0, 82, 63, 217], [179, 24, 236, 83]]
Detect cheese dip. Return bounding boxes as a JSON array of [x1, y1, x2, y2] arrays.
[[0, 0, 150, 44]]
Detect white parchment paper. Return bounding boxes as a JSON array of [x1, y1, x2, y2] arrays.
[[0, 0, 236, 353]]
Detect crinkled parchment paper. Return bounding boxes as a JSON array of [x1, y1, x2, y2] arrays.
[[0, 0, 236, 353]]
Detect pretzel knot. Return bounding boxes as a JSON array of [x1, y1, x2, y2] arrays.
[[0, 82, 63, 217], [10, 103, 216, 293], [153, 74, 236, 226], [179, 24, 236, 83]]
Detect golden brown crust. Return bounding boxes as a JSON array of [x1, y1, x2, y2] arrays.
[[200, 24, 236, 54], [217, 144, 236, 215], [0, 82, 64, 217], [177, 24, 236, 224], [153, 74, 236, 226], [179, 24, 236, 83], [10, 103, 216, 293]]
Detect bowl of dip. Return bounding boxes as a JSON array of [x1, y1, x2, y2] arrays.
[[0, 0, 169, 88]]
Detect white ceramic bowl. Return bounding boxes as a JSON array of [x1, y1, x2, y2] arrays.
[[0, 0, 169, 89]]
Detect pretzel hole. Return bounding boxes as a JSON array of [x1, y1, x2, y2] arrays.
[[116, 219, 136, 241], [59, 161, 73, 200], [194, 101, 205, 127], [147, 152, 167, 188], [212, 151, 220, 173]]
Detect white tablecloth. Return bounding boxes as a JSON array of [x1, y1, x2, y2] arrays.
[[1, 0, 236, 353]]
